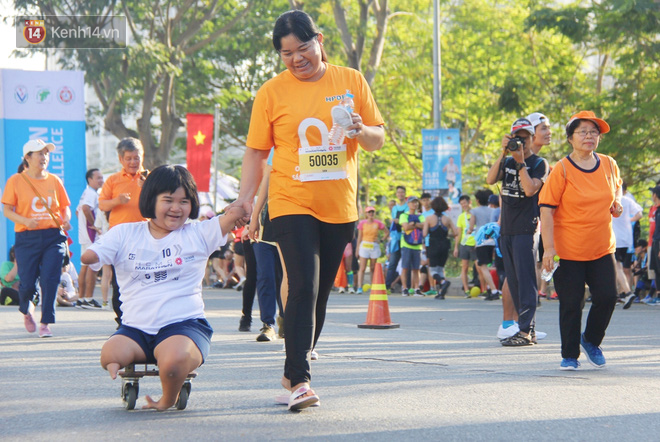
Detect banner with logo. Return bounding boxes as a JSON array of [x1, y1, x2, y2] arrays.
[[0, 69, 86, 262], [422, 129, 462, 204]]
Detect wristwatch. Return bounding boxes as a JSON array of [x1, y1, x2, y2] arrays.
[[515, 162, 525, 171]]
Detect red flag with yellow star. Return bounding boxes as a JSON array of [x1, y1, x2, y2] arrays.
[[186, 113, 213, 192]]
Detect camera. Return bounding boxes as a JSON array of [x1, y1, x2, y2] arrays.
[[506, 136, 525, 151]]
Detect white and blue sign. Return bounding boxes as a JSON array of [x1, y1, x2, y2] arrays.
[[0, 69, 86, 263], [422, 128, 461, 202]]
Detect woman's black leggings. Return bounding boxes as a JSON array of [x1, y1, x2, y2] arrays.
[[241, 239, 257, 321], [272, 215, 354, 387]]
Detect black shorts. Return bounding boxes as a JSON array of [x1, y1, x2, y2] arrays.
[[210, 243, 231, 259], [476, 245, 494, 266], [614, 247, 633, 268], [233, 241, 244, 257]]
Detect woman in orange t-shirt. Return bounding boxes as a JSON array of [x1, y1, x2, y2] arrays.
[[1, 139, 71, 338], [234, 10, 384, 411], [356, 206, 387, 294], [539, 111, 622, 371]]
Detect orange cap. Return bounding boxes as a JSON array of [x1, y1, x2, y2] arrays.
[[566, 110, 610, 134]]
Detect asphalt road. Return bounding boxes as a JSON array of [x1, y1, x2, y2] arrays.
[[2, 285, 659, 441]]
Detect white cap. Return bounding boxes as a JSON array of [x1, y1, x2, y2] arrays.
[[526, 112, 550, 128], [510, 118, 535, 136], [23, 139, 55, 157]]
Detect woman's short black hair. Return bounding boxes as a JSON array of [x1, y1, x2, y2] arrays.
[[431, 196, 449, 214], [566, 119, 599, 138], [272, 10, 327, 62], [139, 165, 200, 220]]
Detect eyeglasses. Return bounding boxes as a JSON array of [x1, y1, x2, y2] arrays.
[[574, 130, 600, 138]]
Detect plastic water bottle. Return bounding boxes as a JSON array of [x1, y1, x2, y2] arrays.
[[342, 91, 358, 138], [541, 255, 560, 282], [328, 90, 356, 144]]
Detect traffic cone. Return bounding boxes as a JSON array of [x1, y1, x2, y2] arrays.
[[358, 263, 399, 329], [334, 259, 347, 289]]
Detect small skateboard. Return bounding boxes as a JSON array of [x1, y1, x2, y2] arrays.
[[117, 363, 197, 410]]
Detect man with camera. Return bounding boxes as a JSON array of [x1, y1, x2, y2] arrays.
[[486, 118, 549, 346]]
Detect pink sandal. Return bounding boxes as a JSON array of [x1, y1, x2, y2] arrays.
[[288, 386, 319, 411], [275, 391, 320, 407]]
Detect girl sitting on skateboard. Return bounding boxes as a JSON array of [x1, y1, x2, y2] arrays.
[[81, 165, 247, 410]]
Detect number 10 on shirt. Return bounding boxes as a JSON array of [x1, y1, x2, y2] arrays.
[[298, 145, 348, 182]]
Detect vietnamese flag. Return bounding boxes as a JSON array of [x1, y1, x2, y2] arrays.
[[186, 113, 214, 192]]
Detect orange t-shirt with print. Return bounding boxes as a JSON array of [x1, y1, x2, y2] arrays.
[[246, 63, 384, 224], [99, 170, 146, 228], [358, 219, 386, 242], [2, 172, 71, 232], [538, 153, 621, 261]]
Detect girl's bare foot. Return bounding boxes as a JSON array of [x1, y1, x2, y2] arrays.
[[142, 394, 175, 411]]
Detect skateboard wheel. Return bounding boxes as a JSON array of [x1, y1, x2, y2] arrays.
[[175, 382, 191, 410], [123, 383, 138, 410]]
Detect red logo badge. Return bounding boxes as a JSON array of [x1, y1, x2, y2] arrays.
[[23, 20, 46, 45]]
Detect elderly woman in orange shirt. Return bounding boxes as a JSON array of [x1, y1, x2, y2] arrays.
[[539, 111, 622, 371]]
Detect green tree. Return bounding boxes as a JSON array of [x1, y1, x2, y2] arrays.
[[15, 0, 258, 169]]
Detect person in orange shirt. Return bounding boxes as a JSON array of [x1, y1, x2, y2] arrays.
[[234, 10, 385, 411], [98, 138, 147, 325], [2, 139, 72, 337], [539, 111, 622, 371], [355, 206, 388, 294]]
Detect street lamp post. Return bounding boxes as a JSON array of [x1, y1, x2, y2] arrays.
[[433, 0, 442, 129]]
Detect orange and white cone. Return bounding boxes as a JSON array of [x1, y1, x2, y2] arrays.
[[334, 259, 347, 289], [358, 263, 400, 329]]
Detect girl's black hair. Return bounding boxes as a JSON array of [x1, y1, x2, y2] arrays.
[[139, 165, 200, 220], [431, 196, 449, 215], [9, 245, 15, 261], [272, 10, 328, 62]]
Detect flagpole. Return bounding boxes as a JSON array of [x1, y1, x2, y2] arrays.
[[213, 104, 220, 211]]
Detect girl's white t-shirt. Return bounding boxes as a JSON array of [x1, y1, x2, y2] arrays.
[[89, 218, 227, 334]]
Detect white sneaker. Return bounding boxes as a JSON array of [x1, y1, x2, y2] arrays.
[[235, 277, 247, 290], [311, 349, 319, 360], [348, 287, 356, 294], [535, 331, 547, 340], [338, 287, 346, 293], [497, 322, 520, 340]]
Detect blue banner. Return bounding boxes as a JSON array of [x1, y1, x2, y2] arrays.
[[421, 129, 461, 203], [1, 69, 86, 263]]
